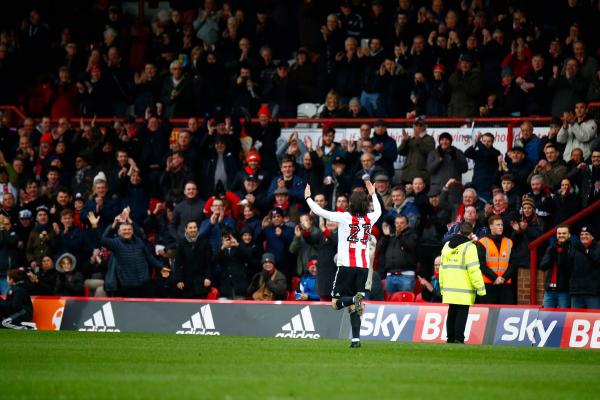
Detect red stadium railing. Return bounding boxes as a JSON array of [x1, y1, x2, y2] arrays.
[[528, 199, 600, 305]]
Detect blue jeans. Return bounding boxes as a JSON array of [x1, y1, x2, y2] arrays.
[[386, 274, 415, 294], [570, 295, 600, 310], [543, 291, 571, 309], [0, 278, 9, 295], [360, 91, 381, 117]]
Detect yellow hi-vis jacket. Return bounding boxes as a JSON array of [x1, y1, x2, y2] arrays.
[[439, 240, 486, 305]]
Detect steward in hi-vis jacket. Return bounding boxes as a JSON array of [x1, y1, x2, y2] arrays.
[[439, 222, 486, 343]]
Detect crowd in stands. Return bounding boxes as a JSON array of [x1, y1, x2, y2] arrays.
[[1, 1, 600, 118], [0, 1, 600, 308]]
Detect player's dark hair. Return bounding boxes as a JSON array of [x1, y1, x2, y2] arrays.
[[348, 191, 370, 216]]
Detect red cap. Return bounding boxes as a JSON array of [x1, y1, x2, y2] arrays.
[[433, 64, 446, 72], [257, 104, 271, 118], [40, 133, 53, 144], [247, 151, 261, 162], [307, 258, 318, 269]]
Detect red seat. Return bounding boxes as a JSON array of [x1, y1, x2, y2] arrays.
[[389, 291, 415, 302], [415, 293, 425, 302], [291, 276, 300, 294], [207, 287, 219, 299]]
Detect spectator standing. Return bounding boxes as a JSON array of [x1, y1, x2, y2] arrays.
[[549, 57, 587, 117], [569, 226, 600, 309], [378, 215, 418, 293], [447, 53, 482, 117], [385, 186, 419, 229], [539, 224, 573, 308], [552, 178, 581, 226], [509, 197, 544, 270], [528, 143, 568, 191], [513, 121, 543, 165], [289, 214, 321, 276], [25, 206, 55, 269], [315, 220, 338, 301], [199, 198, 236, 253], [258, 208, 294, 280], [267, 156, 306, 204], [426, 132, 468, 200], [170, 181, 204, 239], [99, 209, 165, 297], [160, 151, 194, 205], [371, 120, 397, 178], [557, 102, 598, 162], [465, 132, 502, 201], [397, 117, 435, 184], [174, 220, 214, 299]]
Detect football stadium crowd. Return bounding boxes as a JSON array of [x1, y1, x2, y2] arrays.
[[0, 1, 599, 310]]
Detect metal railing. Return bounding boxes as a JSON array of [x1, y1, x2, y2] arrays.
[[527, 199, 600, 304]]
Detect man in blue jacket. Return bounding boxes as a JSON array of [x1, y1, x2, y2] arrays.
[[98, 208, 166, 297]]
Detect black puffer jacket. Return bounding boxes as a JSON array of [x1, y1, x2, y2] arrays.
[[377, 228, 418, 274], [569, 241, 600, 296]]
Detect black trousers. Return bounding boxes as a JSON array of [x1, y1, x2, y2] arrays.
[[446, 304, 470, 343], [479, 284, 515, 305]]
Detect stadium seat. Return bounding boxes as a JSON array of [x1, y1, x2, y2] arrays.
[[296, 103, 319, 128], [415, 293, 425, 302], [207, 287, 219, 300], [389, 291, 415, 302], [289, 276, 301, 300]]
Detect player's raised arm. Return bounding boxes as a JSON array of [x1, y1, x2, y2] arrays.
[[305, 184, 345, 223], [365, 180, 382, 221]]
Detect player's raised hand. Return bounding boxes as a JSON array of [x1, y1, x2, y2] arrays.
[[365, 179, 375, 196], [304, 184, 311, 199]]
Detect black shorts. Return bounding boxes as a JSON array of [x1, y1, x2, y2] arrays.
[[331, 266, 368, 298]]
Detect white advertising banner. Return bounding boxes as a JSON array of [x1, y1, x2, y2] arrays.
[[281, 125, 514, 183]]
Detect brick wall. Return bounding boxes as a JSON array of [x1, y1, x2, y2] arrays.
[[517, 267, 546, 305]]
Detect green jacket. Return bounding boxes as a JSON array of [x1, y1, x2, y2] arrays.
[[439, 235, 486, 305], [397, 134, 435, 183]]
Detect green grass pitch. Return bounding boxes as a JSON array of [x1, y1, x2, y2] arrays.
[[1, 331, 600, 400]]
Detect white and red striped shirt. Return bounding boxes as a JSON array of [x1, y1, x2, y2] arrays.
[[307, 194, 381, 268]]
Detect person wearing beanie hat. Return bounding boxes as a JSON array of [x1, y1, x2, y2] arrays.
[[81, 172, 120, 230], [569, 225, 600, 309], [245, 101, 281, 173], [257, 104, 271, 120], [247, 252, 287, 300], [508, 195, 544, 274], [40, 133, 54, 145], [448, 49, 482, 116], [427, 131, 468, 201], [521, 196, 536, 210]]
